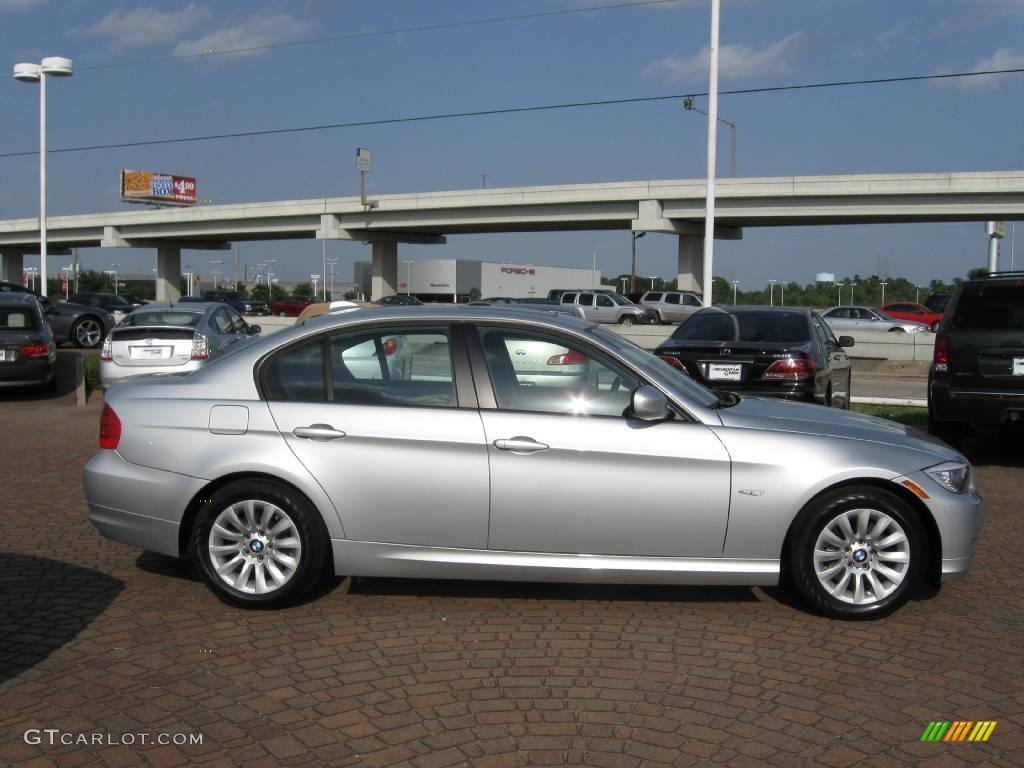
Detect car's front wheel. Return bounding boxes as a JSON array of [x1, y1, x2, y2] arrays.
[[191, 480, 328, 608], [789, 486, 924, 619], [620, 315, 635, 326], [71, 316, 104, 348]]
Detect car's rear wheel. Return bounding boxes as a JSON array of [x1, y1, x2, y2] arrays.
[[789, 486, 925, 619], [71, 316, 104, 348], [191, 480, 328, 608]]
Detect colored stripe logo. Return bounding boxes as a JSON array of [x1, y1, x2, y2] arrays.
[[921, 721, 996, 742]]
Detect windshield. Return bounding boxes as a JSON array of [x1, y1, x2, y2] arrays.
[[119, 310, 202, 327], [587, 325, 720, 409], [671, 311, 809, 344]]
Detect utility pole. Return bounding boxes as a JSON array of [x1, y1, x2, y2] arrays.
[[630, 232, 646, 293]]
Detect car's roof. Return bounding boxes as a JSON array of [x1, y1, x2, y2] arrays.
[[137, 302, 211, 312], [300, 304, 597, 331], [695, 305, 812, 315], [965, 271, 1024, 284], [0, 292, 38, 306]]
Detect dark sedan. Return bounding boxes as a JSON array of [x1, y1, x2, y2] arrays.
[[68, 292, 139, 314], [0, 294, 57, 389], [655, 306, 854, 408], [0, 281, 116, 348]]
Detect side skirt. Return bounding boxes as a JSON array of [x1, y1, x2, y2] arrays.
[[331, 540, 779, 586]]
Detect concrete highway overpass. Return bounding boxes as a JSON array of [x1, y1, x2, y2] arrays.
[[2, 170, 1023, 301]]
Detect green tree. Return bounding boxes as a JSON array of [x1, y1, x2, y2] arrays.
[[292, 282, 313, 297]]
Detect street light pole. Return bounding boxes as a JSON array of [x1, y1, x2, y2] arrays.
[[768, 279, 776, 306], [837, 283, 843, 306], [630, 232, 646, 294], [879, 281, 888, 305], [850, 282, 857, 305], [780, 282, 785, 306], [683, 97, 736, 177], [731, 280, 739, 305], [14, 57, 74, 298]]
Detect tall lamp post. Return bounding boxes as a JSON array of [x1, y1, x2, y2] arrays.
[[327, 258, 339, 301], [731, 280, 739, 305], [879, 280, 888, 305], [630, 232, 646, 293], [768, 279, 777, 306], [683, 96, 736, 178], [849, 282, 857, 305], [13, 57, 74, 299]]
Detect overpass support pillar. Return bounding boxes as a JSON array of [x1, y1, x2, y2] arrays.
[[1, 250, 24, 285], [371, 241, 398, 301], [676, 236, 703, 296], [156, 247, 182, 302]]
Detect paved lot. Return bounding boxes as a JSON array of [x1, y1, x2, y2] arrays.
[[0, 393, 1022, 767]]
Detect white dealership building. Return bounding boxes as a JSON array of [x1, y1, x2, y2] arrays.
[[355, 259, 603, 302]]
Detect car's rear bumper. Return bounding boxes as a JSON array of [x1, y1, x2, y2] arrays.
[[100, 359, 203, 389], [930, 379, 1024, 425], [0, 358, 55, 387], [708, 381, 818, 402], [85, 449, 206, 556]]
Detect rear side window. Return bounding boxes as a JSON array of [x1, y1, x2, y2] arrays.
[[264, 340, 326, 402], [644, 293, 663, 302], [0, 307, 38, 330], [951, 285, 1024, 331], [664, 293, 680, 305]]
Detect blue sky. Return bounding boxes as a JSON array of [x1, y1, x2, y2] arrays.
[[1, 0, 1022, 291]]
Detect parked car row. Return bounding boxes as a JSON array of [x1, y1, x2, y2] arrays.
[[0, 293, 57, 389]]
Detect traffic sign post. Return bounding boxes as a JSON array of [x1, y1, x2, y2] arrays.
[[356, 148, 375, 210]]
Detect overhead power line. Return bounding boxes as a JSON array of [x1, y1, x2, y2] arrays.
[[78, 0, 684, 71], [2, 67, 1022, 160]]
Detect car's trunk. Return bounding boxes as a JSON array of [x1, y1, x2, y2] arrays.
[[660, 341, 813, 386], [109, 326, 195, 368]]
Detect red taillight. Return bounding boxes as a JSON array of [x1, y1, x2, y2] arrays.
[[659, 355, 689, 375], [18, 343, 49, 359], [762, 357, 815, 380], [99, 404, 121, 450], [190, 332, 209, 360], [934, 335, 950, 372], [547, 350, 588, 366]]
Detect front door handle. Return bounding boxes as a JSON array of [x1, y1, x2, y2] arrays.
[[494, 437, 549, 453], [293, 424, 347, 441]]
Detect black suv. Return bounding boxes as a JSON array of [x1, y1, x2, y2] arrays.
[[928, 272, 1024, 445]]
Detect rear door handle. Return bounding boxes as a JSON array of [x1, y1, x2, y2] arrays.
[[494, 437, 549, 453], [293, 424, 347, 441]]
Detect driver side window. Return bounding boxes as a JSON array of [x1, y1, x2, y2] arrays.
[[477, 327, 639, 417]]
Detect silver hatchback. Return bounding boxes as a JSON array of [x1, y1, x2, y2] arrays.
[[84, 307, 981, 618], [100, 302, 261, 389]]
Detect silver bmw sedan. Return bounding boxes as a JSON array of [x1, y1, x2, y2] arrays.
[[84, 306, 980, 619]]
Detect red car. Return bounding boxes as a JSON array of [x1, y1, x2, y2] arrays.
[[880, 302, 943, 331], [271, 296, 316, 317]]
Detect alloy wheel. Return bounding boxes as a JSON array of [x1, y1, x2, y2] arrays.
[[812, 507, 910, 606], [208, 499, 302, 595], [75, 318, 102, 347]]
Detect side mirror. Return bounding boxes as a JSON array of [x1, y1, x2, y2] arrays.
[[631, 385, 672, 421], [838, 336, 855, 348], [247, 325, 262, 335]]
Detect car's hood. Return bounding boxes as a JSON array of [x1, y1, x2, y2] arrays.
[[715, 396, 963, 463]]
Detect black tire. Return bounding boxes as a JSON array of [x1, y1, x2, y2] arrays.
[[620, 316, 635, 326], [190, 480, 329, 608], [70, 316, 104, 349], [788, 485, 925, 619]]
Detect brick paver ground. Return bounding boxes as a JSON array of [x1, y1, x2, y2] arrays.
[[0, 392, 1021, 767]]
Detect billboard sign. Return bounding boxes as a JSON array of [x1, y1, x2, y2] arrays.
[[120, 170, 197, 206], [356, 147, 372, 172]]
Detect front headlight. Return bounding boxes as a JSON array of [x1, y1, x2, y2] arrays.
[[925, 461, 973, 494]]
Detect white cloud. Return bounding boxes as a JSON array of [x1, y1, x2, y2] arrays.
[[644, 31, 807, 84], [73, 4, 213, 50], [936, 48, 1024, 90], [0, 0, 46, 11], [172, 13, 313, 58]]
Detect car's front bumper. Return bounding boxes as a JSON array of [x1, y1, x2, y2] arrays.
[[896, 468, 982, 583], [84, 449, 206, 557]]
